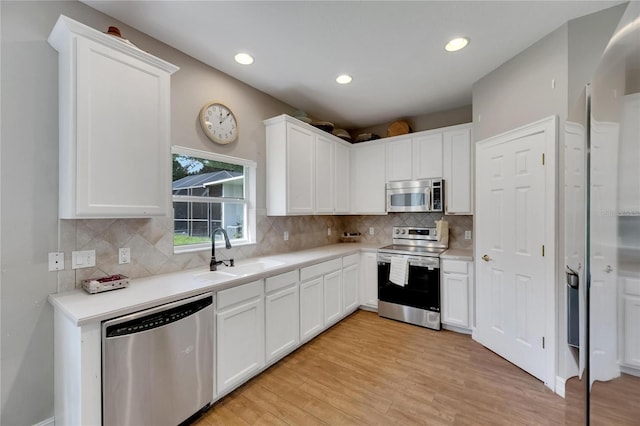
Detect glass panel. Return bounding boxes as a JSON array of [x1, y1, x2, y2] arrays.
[[172, 153, 244, 199], [588, 3, 640, 424], [389, 192, 425, 207]]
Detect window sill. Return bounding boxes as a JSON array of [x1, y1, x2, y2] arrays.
[[173, 239, 256, 255]]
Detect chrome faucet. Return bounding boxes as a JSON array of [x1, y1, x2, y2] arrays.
[[210, 227, 233, 271]]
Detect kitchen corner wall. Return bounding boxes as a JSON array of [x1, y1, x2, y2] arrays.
[[59, 212, 472, 291]]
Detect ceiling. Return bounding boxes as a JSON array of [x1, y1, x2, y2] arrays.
[[83, 1, 623, 129]]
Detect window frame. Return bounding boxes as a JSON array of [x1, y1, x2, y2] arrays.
[[172, 146, 257, 254]]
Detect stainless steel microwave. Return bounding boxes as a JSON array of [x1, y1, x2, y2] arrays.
[[386, 179, 443, 213]]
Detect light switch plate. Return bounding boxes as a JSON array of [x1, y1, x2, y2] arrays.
[[72, 250, 96, 269], [465, 230, 472, 240], [48, 252, 64, 271], [284, 231, 289, 241]]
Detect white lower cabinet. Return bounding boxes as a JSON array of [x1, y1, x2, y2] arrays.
[[299, 277, 325, 342], [622, 276, 640, 369], [342, 254, 360, 314], [359, 251, 379, 310], [324, 269, 343, 326], [216, 280, 265, 396], [265, 271, 300, 365], [441, 259, 474, 332]]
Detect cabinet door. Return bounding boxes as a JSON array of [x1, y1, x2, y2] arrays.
[[216, 298, 264, 395], [265, 284, 300, 364], [624, 296, 640, 367], [315, 135, 334, 214], [441, 273, 470, 328], [443, 127, 473, 214], [342, 262, 359, 314], [324, 270, 343, 326], [359, 252, 379, 309], [413, 133, 443, 180], [300, 277, 324, 342], [386, 137, 413, 182], [334, 142, 351, 214], [351, 143, 387, 214], [73, 37, 172, 218], [286, 123, 315, 214]]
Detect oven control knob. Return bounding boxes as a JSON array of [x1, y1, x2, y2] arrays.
[[401, 229, 406, 234]]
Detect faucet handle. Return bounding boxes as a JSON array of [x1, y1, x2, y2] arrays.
[[229, 259, 235, 267]]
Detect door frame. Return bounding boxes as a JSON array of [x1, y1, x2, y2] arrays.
[[473, 115, 558, 392]]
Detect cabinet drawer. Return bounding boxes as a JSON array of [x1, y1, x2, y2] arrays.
[[265, 270, 299, 294], [342, 253, 359, 267], [300, 258, 342, 281], [442, 260, 468, 274], [217, 280, 263, 310], [623, 277, 640, 296]]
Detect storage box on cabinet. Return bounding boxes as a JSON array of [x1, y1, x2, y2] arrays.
[[49, 15, 179, 218], [216, 280, 265, 396], [265, 271, 300, 364]]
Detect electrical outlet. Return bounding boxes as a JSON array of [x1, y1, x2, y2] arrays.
[[327, 227, 331, 236], [465, 230, 472, 240], [284, 231, 289, 241], [48, 252, 64, 271], [72, 250, 96, 269], [119, 247, 131, 264], [369, 227, 375, 236]]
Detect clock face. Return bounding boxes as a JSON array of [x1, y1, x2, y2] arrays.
[[199, 102, 238, 144]]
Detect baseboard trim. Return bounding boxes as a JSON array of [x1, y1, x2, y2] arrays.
[[555, 376, 566, 398], [33, 417, 55, 426]]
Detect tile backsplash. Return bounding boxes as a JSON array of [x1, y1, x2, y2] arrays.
[[58, 212, 472, 292]]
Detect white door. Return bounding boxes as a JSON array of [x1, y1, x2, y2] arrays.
[[475, 117, 556, 387], [334, 142, 350, 214], [286, 123, 315, 214], [342, 263, 359, 314]]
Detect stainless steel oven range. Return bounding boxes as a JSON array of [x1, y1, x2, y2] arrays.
[[377, 226, 447, 330]]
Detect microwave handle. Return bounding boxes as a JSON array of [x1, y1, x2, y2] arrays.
[[426, 187, 432, 211]]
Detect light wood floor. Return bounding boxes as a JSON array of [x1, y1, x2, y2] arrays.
[[194, 310, 566, 425]]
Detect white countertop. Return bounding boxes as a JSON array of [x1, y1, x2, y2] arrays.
[[49, 243, 381, 327], [441, 248, 473, 261]]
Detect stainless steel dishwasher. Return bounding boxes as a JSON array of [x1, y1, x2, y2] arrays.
[[102, 292, 214, 426]]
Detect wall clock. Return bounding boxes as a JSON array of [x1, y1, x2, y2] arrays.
[[199, 102, 238, 144]]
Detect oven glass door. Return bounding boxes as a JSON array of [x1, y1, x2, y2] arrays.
[[378, 261, 440, 311]]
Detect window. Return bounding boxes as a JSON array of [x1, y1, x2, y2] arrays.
[[172, 146, 256, 252]]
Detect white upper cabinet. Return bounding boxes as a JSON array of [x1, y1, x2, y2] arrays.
[[386, 132, 443, 182], [443, 124, 473, 214], [334, 141, 351, 214], [412, 133, 443, 180], [351, 142, 387, 214], [48, 15, 179, 218], [265, 115, 350, 216], [386, 137, 413, 181], [286, 122, 316, 214], [315, 134, 335, 214]]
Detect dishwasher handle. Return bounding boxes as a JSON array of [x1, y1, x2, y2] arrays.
[[104, 293, 213, 338]]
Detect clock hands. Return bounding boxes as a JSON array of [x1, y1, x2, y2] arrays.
[[220, 111, 232, 125]]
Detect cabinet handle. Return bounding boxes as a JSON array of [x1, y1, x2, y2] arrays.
[[482, 254, 491, 262]]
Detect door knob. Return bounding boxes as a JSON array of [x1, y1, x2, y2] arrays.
[[605, 265, 613, 274], [482, 254, 491, 262]]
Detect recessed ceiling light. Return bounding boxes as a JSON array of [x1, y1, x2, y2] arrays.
[[234, 52, 254, 65], [336, 74, 353, 84], [445, 37, 469, 52]]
